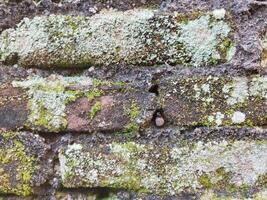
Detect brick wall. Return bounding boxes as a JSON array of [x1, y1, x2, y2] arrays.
[[0, 0, 266, 199]]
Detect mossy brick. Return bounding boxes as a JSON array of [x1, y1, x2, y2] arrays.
[[0, 75, 156, 133], [0, 9, 234, 68], [2, 75, 267, 131], [58, 139, 267, 196], [0, 131, 49, 196], [159, 76, 267, 127]]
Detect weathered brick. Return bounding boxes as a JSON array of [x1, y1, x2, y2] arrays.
[[0, 75, 156, 133], [261, 31, 267, 68], [3, 75, 267, 131], [159, 76, 267, 127], [58, 139, 267, 196], [0, 85, 28, 129], [0, 9, 234, 68], [0, 131, 50, 196]]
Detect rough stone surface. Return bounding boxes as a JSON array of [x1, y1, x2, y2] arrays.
[[0, 131, 50, 196], [0, 0, 266, 199], [0, 85, 28, 129], [0, 75, 156, 133], [261, 31, 267, 68], [59, 139, 267, 196], [1, 75, 266, 132], [0, 9, 234, 68], [159, 76, 267, 127], [1, 0, 266, 72]]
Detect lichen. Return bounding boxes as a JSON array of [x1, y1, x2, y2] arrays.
[[86, 88, 103, 101], [124, 102, 140, 119], [59, 140, 267, 196], [249, 76, 267, 99], [12, 75, 93, 132], [121, 102, 140, 134], [0, 9, 234, 68], [231, 111, 246, 124], [177, 13, 233, 66], [89, 101, 101, 120], [223, 77, 249, 106], [0, 132, 35, 196], [166, 76, 267, 127]]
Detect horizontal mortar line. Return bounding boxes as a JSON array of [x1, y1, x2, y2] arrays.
[[12, 126, 267, 135]]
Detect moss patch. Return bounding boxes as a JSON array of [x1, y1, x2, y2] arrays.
[[89, 101, 101, 120], [0, 132, 35, 196], [121, 102, 140, 134]]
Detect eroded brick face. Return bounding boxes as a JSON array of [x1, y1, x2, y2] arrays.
[[0, 0, 266, 199]]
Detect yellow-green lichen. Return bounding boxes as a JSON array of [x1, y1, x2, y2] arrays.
[[121, 102, 140, 134], [0, 132, 35, 196], [86, 88, 103, 101], [124, 102, 140, 119], [89, 101, 101, 120]]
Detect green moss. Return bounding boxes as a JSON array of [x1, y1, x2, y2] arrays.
[[92, 78, 125, 87], [92, 79, 104, 87], [32, 103, 52, 129], [199, 174, 213, 188], [89, 101, 101, 120], [218, 38, 235, 62], [86, 88, 103, 101], [120, 102, 140, 134], [198, 167, 236, 191], [124, 102, 140, 120], [0, 132, 35, 196], [65, 16, 81, 31], [123, 122, 139, 134], [245, 119, 254, 127]]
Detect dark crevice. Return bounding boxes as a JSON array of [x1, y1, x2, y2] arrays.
[[58, 186, 124, 196], [95, 188, 111, 199], [148, 84, 159, 96]]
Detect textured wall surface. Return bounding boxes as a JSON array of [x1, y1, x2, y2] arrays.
[[0, 0, 266, 199]]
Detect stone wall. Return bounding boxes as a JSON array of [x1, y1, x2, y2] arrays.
[[0, 0, 266, 199]]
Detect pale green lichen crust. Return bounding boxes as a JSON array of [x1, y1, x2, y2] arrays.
[[59, 140, 267, 196], [11, 75, 131, 132], [12, 75, 94, 132], [160, 76, 267, 127], [0, 9, 234, 68], [0, 132, 35, 196]]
